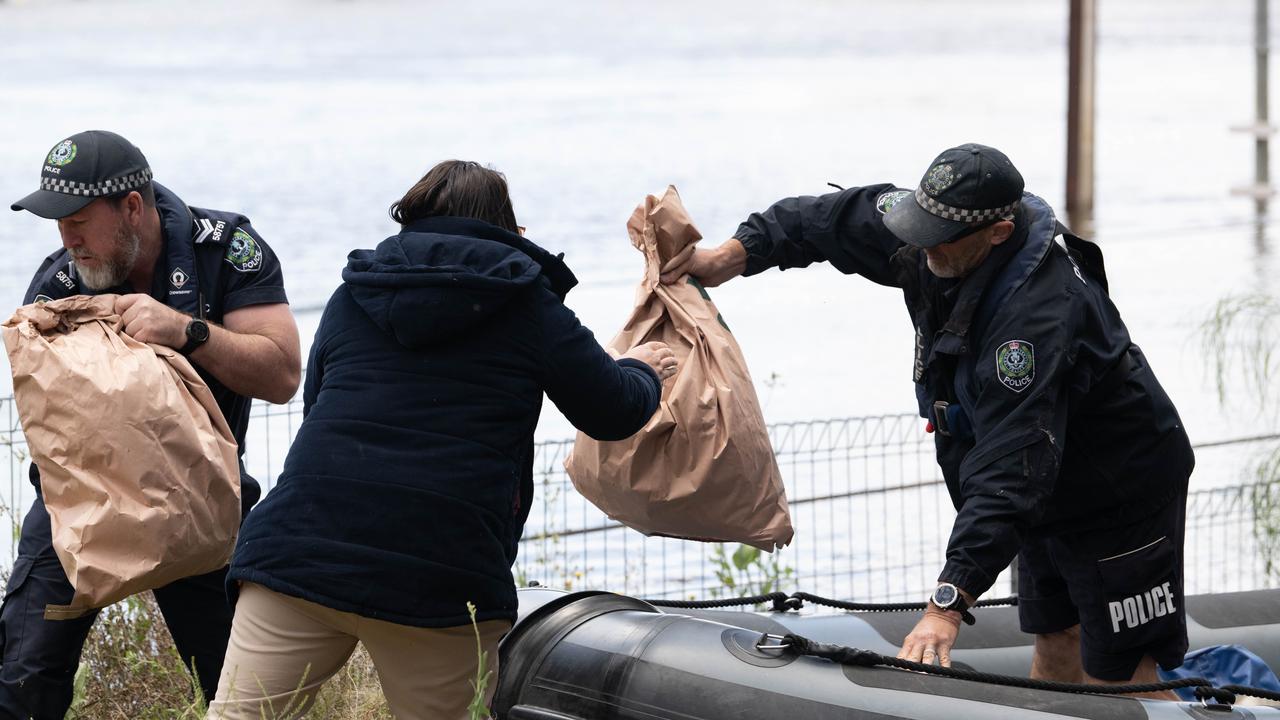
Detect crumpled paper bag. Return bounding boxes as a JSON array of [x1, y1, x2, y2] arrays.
[[565, 186, 794, 551], [3, 295, 241, 618]]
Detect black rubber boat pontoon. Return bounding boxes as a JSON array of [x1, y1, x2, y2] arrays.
[[495, 588, 1280, 720]]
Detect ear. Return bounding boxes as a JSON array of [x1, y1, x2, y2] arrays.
[[988, 220, 1015, 246], [123, 191, 145, 226]]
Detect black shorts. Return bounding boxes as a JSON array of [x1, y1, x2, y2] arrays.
[[1017, 490, 1189, 681]]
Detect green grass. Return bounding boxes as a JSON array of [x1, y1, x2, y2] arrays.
[[66, 593, 394, 720], [62, 592, 500, 718]]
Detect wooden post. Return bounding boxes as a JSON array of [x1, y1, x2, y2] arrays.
[[1232, 0, 1275, 211], [1066, 0, 1097, 235]]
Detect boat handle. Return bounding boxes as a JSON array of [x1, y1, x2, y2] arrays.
[[756, 633, 792, 651]]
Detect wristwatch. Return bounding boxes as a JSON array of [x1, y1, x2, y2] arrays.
[[930, 583, 976, 626], [180, 317, 210, 356]]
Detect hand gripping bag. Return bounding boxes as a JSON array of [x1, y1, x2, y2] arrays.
[[3, 295, 241, 618], [565, 186, 793, 551]]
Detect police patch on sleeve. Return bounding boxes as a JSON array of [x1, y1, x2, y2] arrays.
[[996, 340, 1035, 392], [225, 229, 263, 273], [875, 189, 912, 215]]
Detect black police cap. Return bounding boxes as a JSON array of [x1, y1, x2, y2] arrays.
[[884, 143, 1025, 248], [11, 130, 153, 220]]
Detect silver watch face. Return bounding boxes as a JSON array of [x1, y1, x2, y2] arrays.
[[933, 584, 957, 608]]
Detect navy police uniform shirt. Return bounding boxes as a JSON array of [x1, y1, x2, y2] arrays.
[[22, 182, 289, 502], [733, 185, 1194, 599]]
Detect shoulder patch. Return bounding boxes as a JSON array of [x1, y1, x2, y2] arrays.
[[224, 229, 263, 273], [33, 295, 53, 304], [875, 189, 912, 215], [995, 339, 1035, 393]]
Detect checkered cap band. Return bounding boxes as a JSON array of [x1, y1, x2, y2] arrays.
[[38, 168, 153, 198], [914, 187, 1019, 224]]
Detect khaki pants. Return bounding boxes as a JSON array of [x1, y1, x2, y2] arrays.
[[206, 582, 509, 720]]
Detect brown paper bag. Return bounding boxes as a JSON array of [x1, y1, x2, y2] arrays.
[[2, 295, 241, 618], [565, 186, 794, 551]]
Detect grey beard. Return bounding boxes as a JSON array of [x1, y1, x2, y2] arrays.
[[925, 256, 962, 279], [75, 229, 141, 290]]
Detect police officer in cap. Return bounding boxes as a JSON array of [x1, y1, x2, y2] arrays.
[[4, 130, 301, 718], [662, 144, 1194, 697]]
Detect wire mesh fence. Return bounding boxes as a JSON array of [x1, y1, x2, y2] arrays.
[[1, 392, 1277, 604], [515, 419, 1280, 602]]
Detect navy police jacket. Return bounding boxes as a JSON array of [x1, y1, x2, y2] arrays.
[[23, 182, 289, 509], [735, 185, 1194, 598], [229, 217, 662, 628]]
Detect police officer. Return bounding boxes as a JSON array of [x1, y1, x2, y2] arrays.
[[662, 144, 1194, 695], [3, 130, 301, 719]]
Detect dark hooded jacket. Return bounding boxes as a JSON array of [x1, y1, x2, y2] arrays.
[[229, 217, 661, 627]]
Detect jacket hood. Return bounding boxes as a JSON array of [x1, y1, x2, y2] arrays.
[[342, 217, 575, 348]]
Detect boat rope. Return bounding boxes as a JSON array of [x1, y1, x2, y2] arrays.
[[643, 591, 1018, 613], [1221, 684, 1280, 703], [644, 592, 796, 611], [791, 592, 1018, 613], [775, 632, 1267, 705]]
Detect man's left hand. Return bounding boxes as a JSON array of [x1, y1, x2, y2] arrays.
[[898, 608, 962, 667], [115, 294, 188, 348]]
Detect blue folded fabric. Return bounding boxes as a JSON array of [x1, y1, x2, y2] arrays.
[[1157, 645, 1280, 701]]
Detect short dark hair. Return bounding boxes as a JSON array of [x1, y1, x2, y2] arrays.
[[389, 160, 519, 233], [105, 182, 156, 209]]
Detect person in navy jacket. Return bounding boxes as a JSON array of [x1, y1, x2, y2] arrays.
[[662, 144, 1193, 698], [209, 160, 670, 719]]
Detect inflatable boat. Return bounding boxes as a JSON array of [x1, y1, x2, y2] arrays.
[[494, 588, 1280, 719]]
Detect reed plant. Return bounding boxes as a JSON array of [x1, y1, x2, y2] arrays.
[[1202, 294, 1280, 582]]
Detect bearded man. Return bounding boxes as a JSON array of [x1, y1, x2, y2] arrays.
[[3, 130, 301, 720]]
